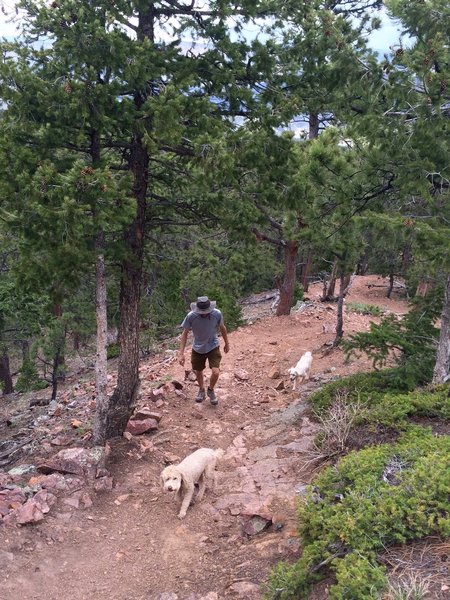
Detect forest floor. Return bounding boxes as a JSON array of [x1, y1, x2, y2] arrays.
[[0, 275, 448, 600]]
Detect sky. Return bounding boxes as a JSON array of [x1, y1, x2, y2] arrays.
[[0, 2, 404, 54]]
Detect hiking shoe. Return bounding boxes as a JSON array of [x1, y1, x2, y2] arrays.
[[195, 388, 206, 403], [207, 387, 218, 405]]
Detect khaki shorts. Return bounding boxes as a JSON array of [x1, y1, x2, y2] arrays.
[[191, 347, 222, 371]]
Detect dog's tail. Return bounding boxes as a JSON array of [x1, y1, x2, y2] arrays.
[[214, 448, 225, 460]]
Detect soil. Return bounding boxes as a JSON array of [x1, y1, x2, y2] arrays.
[[0, 275, 447, 600]]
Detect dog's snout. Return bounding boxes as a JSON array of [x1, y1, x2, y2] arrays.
[[167, 485, 174, 491]]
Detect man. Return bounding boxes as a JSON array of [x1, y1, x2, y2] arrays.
[[178, 296, 230, 405]]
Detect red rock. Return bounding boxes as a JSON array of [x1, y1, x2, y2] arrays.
[[125, 418, 159, 435], [132, 407, 162, 422], [37, 447, 107, 478], [234, 369, 250, 381]]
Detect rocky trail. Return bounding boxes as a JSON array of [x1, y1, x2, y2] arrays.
[[0, 276, 410, 600]]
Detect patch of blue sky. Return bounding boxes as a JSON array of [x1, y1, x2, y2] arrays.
[[0, 1, 23, 40]]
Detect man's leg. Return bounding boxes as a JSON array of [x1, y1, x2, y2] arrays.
[[196, 369, 205, 388], [193, 369, 205, 402], [207, 348, 222, 405], [209, 367, 220, 390], [207, 367, 220, 405], [192, 350, 207, 402]]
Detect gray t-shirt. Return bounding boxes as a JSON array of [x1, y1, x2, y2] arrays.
[[181, 309, 224, 354]]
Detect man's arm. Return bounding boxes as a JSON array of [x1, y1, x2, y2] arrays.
[[220, 324, 230, 353], [178, 328, 188, 365]]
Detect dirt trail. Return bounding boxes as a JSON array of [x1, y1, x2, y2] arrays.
[[0, 276, 409, 600]]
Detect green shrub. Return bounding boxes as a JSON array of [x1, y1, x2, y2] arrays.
[[15, 358, 48, 392], [293, 282, 304, 306], [309, 369, 409, 414], [346, 302, 384, 316], [366, 387, 450, 427], [344, 302, 439, 387], [265, 430, 450, 599], [331, 553, 386, 599]]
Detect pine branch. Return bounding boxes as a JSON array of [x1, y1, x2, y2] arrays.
[[252, 226, 285, 247]]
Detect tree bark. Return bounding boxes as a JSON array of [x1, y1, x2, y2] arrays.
[[276, 240, 299, 316], [432, 273, 450, 384], [387, 273, 394, 299], [0, 351, 14, 395], [309, 112, 319, 139], [334, 272, 354, 345], [100, 133, 148, 440], [322, 260, 338, 301], [92, 235, 109, 445], [300, 249, 313, 293]]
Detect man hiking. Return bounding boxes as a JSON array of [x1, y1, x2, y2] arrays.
[[178, 296, 230, 406]]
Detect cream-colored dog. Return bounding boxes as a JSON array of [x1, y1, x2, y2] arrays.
[[160, 448, 224, 519], [288, 351, 313, 391]]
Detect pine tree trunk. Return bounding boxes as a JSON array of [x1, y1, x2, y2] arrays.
[[92, 236, 109, 445], [276, 240, 298, 316], [322, 260, 338, 301], [335, 273, 346, 342], [22, 340, 30, 362], [309, 112, 319, 139], [0, 351, 14, 395], [52, 303, 66, 383], [51, 347, 62, 401], [334, 272, 354, 346], [99, 137, 148, 440], [387, 273, 395, 298], [433, 273, 450, 384], [300, 249, 313, 293]]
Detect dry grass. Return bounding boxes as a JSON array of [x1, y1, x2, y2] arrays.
[[384, 572, 431, 599], [307, 391, 366, 463], [380, 538, 450, 600]]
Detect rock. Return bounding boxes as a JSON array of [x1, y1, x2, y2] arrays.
[[50, 435, 73, 446], [274, 380, 285, 390], [8, 464, 37, 478], [94, 476, 114, 492], [0, 487, 27, 516], [163, 452, 180, 464], [30, 397, 50, 407], [37, 446, 107, 479], [28, 473, 68, 492], [227, 581, 260, 598], [268, 366, 280, 379], [171, 379, 184, 390], [15, 490, 56, 524], [149, 387, 166, 401], [125, 418, 159, 435], [132, 407, 162, 422], [234, 369, 250, 381], [241, 514, 272, 536]]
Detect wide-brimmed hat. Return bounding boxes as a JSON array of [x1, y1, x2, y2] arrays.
[[190, 296, 217, 314]]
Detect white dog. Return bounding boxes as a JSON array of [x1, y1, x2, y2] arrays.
[[160, 448, 224, 519], [288, 351, 313, 391]]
